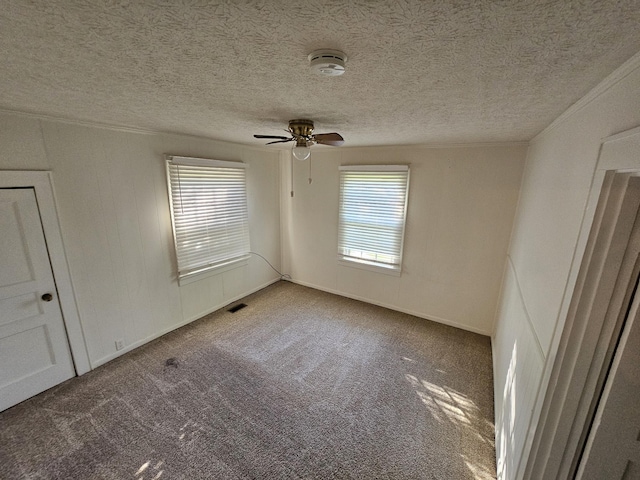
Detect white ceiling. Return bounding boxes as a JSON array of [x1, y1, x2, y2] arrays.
[[1, 1, 639, 147]]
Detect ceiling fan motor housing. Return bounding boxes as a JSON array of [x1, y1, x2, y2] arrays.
[[308, 50, 347, 76], [289, 119, 314, 137]]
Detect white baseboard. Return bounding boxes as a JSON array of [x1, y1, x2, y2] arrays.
[[92, 276, 490, 369], [90, 277, 280, 369], [288, 278, 492, 336]]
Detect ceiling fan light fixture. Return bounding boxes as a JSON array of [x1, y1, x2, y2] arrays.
[[308, 49, 347, 76], [292, 139, 311, 161]]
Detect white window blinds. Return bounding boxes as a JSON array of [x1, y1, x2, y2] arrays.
[[166, 156, 250, 280], [338, 165, 410, 272]]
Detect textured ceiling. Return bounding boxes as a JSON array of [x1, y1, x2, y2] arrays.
[[1, 0, 639, 147]]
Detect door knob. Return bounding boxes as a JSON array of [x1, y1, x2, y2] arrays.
[[41, 293, 53, 302]]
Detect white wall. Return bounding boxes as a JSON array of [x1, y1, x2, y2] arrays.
[[0, 113, 281, 367], [281, 144, 526, 335], [0, 113, 524, 367], [493, 52, 640, 479]]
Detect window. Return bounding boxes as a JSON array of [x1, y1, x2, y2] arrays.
[[338, 165, 410, 274], [166, 156, 250, 283]]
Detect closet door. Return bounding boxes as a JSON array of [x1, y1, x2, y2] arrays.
[[0, 188, 75, 412]]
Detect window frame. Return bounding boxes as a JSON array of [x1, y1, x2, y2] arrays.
[[166, 155, 250, 285], [337, 164, 410, 276]]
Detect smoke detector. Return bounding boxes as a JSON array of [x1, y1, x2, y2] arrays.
[[308, 49, 347, 76]]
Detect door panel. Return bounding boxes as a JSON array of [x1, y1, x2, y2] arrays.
[[577, 275, 640, 479], [0, 188, 75, 411]]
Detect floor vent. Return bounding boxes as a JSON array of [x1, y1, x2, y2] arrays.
[[228, 303, 247, 313]]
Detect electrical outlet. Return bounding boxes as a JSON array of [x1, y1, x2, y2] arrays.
[[115, 339, 125, 351]]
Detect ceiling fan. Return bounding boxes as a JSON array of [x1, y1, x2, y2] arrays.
[[254, 119, 344, 160]]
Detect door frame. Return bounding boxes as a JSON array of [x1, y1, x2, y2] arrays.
[[0, 170, 90, 375], [522, 125, 640, 479]]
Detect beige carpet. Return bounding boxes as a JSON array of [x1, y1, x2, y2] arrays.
[[0, 281, 496, 479]]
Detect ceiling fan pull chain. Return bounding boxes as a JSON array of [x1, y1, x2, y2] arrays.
[[308, 157, 313, 184], [290, 155, 294, 197]]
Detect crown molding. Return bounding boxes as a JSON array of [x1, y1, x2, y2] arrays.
[[312, 141, 530, 152], [0, 107, 160, 135], [532, 50, 640, 143], [0, 107, 272, 154]]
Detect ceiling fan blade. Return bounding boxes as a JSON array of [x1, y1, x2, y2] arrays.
[[313, 133, 344, 146], [265, 138, 294, 145], [254, 134, 291, 140]]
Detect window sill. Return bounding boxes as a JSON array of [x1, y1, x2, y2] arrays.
[[178, 255, 249, 286], [337, 258, 402, 277]]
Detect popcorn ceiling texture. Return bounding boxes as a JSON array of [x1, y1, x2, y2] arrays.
[[1, 0, 639, 146]]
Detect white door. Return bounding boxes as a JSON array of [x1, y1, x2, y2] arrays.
[[577, 277, 640, 479], [0, 188, 75, 411]]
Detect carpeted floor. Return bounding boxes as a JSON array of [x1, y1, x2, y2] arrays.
[[0, 281, 496, 479]]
